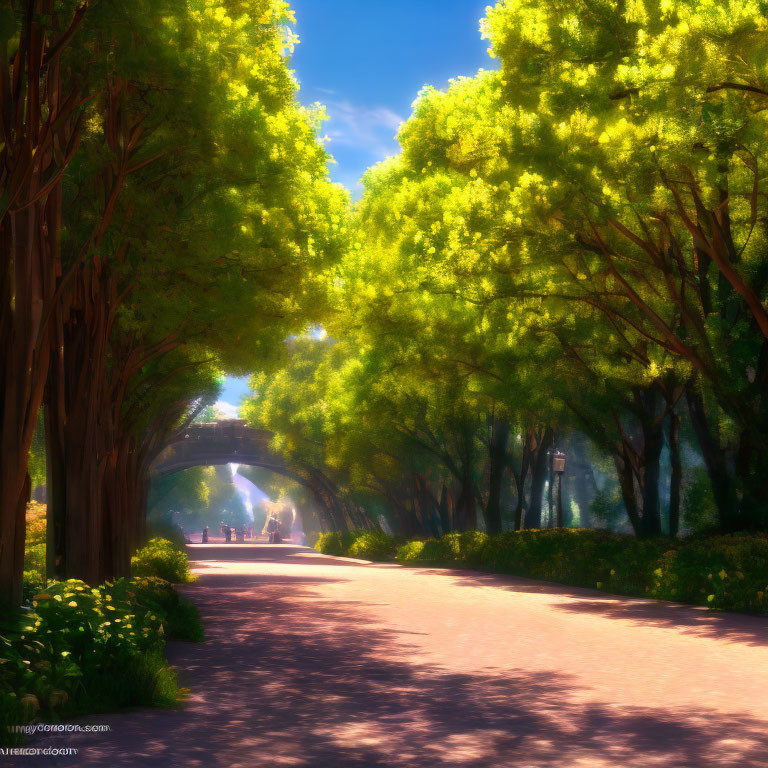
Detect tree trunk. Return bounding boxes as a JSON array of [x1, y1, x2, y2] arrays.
[[638, 388, 663, 538], [437, 483, 451, 534], [0, 2, 86, 605], [685, 385, 740, 532], [485, 417, 509, 535], [613, 449, 641, 535], [455, 469, 477, 531], [524, 427, 553, 529], [512, 430, 533, 530], [668, 411, 681, 538]]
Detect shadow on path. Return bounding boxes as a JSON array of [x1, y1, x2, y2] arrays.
[[405, 567, 768, 648], [18, 550, 768, 768]]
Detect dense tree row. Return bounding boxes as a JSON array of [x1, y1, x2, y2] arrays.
[[1, 0, 345, 604], [245, 0, 768, 540]]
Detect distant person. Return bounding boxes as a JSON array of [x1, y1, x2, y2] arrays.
[[202, 526, 209, 544], [222, 524, 232, 543], [235, 527, 245, 543], [266, 516, 278, 544]]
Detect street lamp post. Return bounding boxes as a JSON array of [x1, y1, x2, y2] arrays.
[[552, 451, 566, 527]]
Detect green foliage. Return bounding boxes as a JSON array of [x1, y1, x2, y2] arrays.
[[650, 535, 768, 613], [27, 411, 46, 491], [481, 529, 669, 595], [394, 528, 768, 615], [0, 574, 202, 745], [23, 502, 47, 596], [395, 540, 427, 562], [683, 468, 720, 535], [146, 518, 188, 550], [131, 538, 194, 584], [589, 487, 628, 532], [314, 529, 398, 560], [120, 577, 204, 643], [346, 531, 399, 561], [456, 531, 490, 566], [314, 530, 364, 557], [419, 538, 453, 562]]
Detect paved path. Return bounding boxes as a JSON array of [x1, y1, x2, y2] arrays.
[[17, 544, 768, 768]]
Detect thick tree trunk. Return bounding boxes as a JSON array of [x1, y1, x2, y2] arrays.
[[0, 3, 85, 605], [0, 203, 53, 606]]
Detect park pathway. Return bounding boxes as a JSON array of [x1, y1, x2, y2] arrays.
[[17, 544, 768, 768]]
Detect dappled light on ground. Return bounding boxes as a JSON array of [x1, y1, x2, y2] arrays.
[[21, 546, 768, 768]]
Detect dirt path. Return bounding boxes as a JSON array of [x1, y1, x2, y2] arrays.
[[14, 544, 768, 767]]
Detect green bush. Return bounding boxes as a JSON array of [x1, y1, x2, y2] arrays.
[[145, 518, 188, 550], [131, 537, 194, 583], [322, 527, 768, 616], [0, 575, 191, 746], [649, 534, 768, 612], [431, 532, 490, 565], [481, 528, 670, 595], [419, 538, 452, 561], [124, 576, 205, 642], [396, 540, 426, 562], [314, 530, 358, 556], [457, 531, 490, 565], [315, 529, 398, 561], [347, 531, 398, 561]]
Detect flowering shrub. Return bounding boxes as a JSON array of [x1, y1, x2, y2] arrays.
[[0, 574, 202, 745], [649, 534, 768, 612]]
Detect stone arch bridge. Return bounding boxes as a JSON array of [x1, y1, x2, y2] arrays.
[[150, 420, 360, 530]]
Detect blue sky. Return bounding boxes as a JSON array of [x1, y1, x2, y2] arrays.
[[290, 0, 497, 194], [217, 2, 496, 414]]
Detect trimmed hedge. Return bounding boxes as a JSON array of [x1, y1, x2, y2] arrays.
[[649, 534, 768, 612], [480, 529, 669, 596], [306, 527, 768, 616], [347, 531, 399, 561], [315, 530, 398, 561]]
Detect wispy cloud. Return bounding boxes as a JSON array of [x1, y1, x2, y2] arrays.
[[215, 400, 240, 419], [323, 99, 404, 161]]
